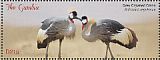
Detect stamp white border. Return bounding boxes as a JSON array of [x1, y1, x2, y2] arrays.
[[0, 0, 159, 60]]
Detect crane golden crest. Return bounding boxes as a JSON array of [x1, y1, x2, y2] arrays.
[[89, 18, 96, 24], [67, 7, 77, 13]]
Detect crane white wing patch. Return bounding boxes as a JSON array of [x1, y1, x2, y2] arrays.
[[37, 29, 48, 43], [111, 28, 133, 45], [37, 24, 53, 43]]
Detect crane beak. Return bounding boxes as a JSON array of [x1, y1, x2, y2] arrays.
[[37, 28, 48, 49], [89, 19, 95, 24]]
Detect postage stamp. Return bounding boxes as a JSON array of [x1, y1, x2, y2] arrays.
[[0, 0, 159, 60]]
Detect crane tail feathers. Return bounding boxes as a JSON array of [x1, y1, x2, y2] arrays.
[[111, 28, 138, 49], [66, 32, 76, 39]]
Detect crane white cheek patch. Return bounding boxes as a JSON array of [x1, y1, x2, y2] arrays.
[[37, 23, 53, 43], [69, 13, 73, 19], [82, 19, 87, 24]]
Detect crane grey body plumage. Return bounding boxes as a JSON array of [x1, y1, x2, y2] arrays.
[[37, 11, 80, 59], [82, 19, 125, 42], [37, 17, 76, 48], [81, 16, 138, 58]]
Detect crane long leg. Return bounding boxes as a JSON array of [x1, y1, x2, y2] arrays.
[[58, 39, 63, 59], [46, 44, 49, 60], [108, 44, 114, 59], [105, 43, 109, 58]]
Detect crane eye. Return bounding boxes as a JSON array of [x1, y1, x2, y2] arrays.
[[82, 19, 87, 24]]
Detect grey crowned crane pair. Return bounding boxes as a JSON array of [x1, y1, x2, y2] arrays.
[[36, 11, 138, 58]]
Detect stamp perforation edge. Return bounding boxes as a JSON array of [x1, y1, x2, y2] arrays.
[[158, 2, 160, 57], [0, 58, 160, 60], [1, 0, 159, 2], [1, 0, 4, 58]]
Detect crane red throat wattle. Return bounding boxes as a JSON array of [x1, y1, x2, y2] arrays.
[[82, 25, 84, 30], [82, 19, 88, 30]]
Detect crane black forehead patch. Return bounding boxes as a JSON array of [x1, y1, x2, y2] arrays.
[[81, 16, 87, 20], [71, 11, 77, 16]]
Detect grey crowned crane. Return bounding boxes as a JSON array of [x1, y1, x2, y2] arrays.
[[36, 11, 80, 58], [80, 16, 138, 58]]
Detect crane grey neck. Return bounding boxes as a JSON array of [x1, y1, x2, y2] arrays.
[[82, 23, 97, 42], [64, 19, 76, 39]]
